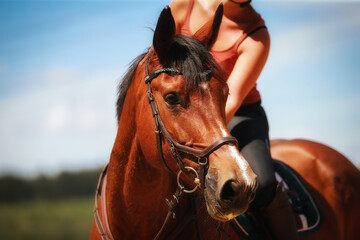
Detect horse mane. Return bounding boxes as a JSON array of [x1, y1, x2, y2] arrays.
[[116, 34, 226, 122], [116, 52, 147, 122]]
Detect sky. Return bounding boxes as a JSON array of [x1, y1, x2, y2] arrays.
[[0, 0, 359, 176]]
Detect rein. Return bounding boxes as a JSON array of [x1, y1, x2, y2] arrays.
[[94, 54, 238, 240]]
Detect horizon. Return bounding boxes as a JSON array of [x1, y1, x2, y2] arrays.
[[0, 0, 359, 177]]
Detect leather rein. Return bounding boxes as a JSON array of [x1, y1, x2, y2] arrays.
[[94, 54, 238, 240]]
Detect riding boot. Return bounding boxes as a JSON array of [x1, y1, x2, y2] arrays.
[[260, 182, 299, 240]]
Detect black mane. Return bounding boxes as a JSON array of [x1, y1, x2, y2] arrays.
[[116, 34, 225, 122], [116, 52, 147, 122]]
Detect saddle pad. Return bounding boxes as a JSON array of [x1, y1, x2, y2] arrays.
[[273, 160, 321, 234], [231, 160, 321, 239]]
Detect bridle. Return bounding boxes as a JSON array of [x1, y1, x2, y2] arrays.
[[144, 55, 238, 191], [94, 54, 239, 240], [144, 55, 238, 239]]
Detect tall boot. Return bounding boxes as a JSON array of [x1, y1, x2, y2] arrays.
[[260, 182, 299, 240]]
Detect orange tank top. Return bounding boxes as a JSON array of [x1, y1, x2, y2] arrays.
[[178, 0, 266, 105]]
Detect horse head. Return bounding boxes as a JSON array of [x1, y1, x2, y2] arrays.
[[140, 5, 258, 221]]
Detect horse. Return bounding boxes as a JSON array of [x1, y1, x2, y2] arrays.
[[90, 5, 360, 240]]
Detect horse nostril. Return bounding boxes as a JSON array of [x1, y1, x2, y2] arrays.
[[220, 180, 241, 202]]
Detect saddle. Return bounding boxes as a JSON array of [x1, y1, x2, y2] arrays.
[[231, 160, 322, 239]]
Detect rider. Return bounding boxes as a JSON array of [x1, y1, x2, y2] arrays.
[[169, 0, 299, 239]]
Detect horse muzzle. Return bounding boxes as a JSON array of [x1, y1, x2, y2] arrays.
[[203, 166, 258, 222]]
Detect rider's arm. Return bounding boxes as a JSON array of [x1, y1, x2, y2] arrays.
[[225, 29, 270, 123], [169, 0, 190, 34]]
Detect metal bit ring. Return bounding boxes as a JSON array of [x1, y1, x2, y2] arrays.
[[177, 166, 200, 193]]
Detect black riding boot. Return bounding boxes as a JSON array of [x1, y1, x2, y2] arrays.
[[260, 182, 299, 240]]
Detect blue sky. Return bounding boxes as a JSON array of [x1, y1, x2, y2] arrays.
[[0, 0, 359, 176]]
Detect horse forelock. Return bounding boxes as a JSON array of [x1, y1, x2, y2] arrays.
[[167, 35, 226, 87], [116, 34, 226, 123]]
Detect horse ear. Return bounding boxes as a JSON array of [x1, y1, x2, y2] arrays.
[[153, 6, 176, 62], [193, 3, 223, 50]]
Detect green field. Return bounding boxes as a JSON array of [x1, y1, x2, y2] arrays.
[[0, 198, 94, 240]]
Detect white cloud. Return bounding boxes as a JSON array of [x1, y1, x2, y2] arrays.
[[43, 102, 69, 135], [0, 66, 121, 175], [41, 66, 80, 85], [22, 66, 82, 92], [76, 105, 100, 131]]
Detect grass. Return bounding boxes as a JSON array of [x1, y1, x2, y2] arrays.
[[0, 198, 94, 240]]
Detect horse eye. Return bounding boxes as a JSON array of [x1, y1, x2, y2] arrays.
[[164, 93, 180, 106]]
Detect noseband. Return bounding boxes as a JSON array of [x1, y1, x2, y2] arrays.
[[144, 55, 238, 191]]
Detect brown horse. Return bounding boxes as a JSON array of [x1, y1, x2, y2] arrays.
[[90, 6, 360, 240]]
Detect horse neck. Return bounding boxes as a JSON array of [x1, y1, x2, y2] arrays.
[[105, 67, 181, 239]]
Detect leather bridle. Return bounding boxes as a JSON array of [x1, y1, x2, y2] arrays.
[[144, 55, 238, 190], [94, 54, 239, 240], [144, 55, 238, 239]]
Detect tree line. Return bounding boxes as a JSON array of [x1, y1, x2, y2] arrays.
[[0, 168, 102, 203]]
